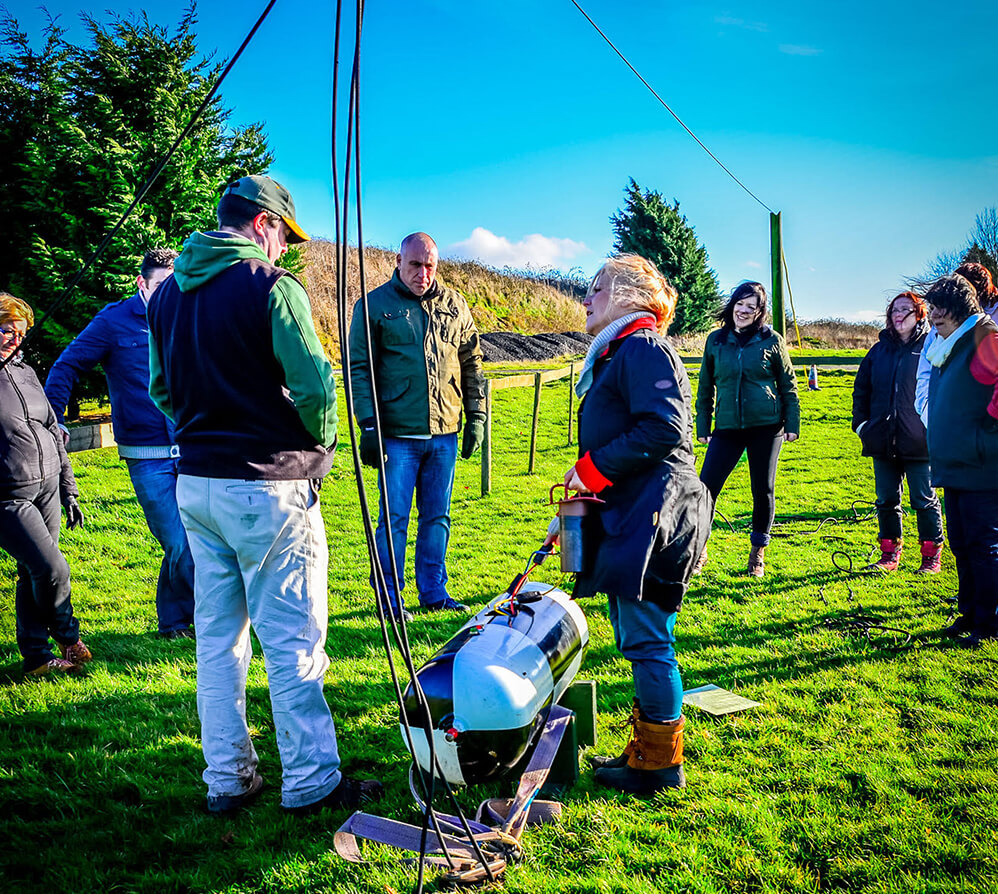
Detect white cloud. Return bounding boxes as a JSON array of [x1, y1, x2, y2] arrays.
[[745, 260, 762, 269], [842, 309, 883, 324], [446, 227, 588, 269], [779, 44, 822, 56], [715, 16, 768, 32]]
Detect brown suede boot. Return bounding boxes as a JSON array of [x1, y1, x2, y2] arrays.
[[747, 545, 765, 577], [692, 544, 708, 576], [915, 540, 943, 574], [594, 716, 686, 795], [587, 699, 641, 770], [865, 538, 902, 572]]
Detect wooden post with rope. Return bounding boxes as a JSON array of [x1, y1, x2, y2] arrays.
[[567, 361, 575, 446], [770, 211, 786, 340], [528, 372, 542, 473], [481, 379, 493, 496]]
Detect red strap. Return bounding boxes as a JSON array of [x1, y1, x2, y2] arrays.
[[575, 452, 613, 492]]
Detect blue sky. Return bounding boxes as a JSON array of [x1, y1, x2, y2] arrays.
[[7, 0, 997, 321]]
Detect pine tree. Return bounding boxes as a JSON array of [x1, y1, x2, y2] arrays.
[[0, 9, 273, 388], [610, 178, 720, 335]]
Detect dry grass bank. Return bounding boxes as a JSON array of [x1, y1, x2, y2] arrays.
[[304, 241, 585, 359]]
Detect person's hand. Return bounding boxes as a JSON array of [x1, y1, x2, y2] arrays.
[[59, 424, 70, 447], [461, 414, 486, 459], [784, 432, 799, 442], [63, 496, 84, 530], [359, 420, 382, 468], [542, 515, 560, 549], [563, 465, 590, 493], [697, 436, 710, 444]]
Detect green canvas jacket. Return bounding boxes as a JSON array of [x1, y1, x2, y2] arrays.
[[349, 271, 486, 436], [696, 325, 800, 438]]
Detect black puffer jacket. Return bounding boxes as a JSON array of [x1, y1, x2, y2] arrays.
[[574, 328, 712, 611], [852, 322, 929, 461], [0, 356, 78, 499]]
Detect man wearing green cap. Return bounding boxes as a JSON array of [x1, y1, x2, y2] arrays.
[[147, 175, 383, 816]]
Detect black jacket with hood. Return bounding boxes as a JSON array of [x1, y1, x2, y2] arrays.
[[852, 321, 929, 461], [1, 356, 78, 499]]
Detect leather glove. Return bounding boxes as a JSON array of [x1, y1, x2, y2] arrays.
[[359, 420, 383, 468], [64, 496, 84, 530], [461, 414, 486, 459]]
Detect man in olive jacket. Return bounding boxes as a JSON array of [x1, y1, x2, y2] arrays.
[[349, 232, 486, 617]]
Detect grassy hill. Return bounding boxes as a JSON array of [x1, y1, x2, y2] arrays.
[[301, 243, 880, 360]]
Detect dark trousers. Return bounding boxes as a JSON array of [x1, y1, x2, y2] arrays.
[[0, 477, 80, 671], [945, 488, 998, 637], [871, 457, 943, 543], [700, 425, 783, 546]]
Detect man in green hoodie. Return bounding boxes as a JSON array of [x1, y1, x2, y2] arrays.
[[147, 175, 382, 816]]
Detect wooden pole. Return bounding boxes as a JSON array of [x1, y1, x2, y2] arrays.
[[481, 380, 492, 496], [528, 372, 542, 474], [770, 211, 785, 339], [567, 361, 575, 446]]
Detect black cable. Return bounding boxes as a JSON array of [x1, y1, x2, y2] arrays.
[[329, 3, 494, 887], [567, 0, 775, 215], [0, 0, 280, 374]]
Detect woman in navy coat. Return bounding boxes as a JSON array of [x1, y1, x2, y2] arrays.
[[545, 254, 711, 795]]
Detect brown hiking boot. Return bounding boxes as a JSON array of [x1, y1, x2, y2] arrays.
[[915, 541, 943, 575], [588, 700, 641, 770], [866, 538, 902, 572], [594, 715, 686, 795], [59, 639, 92, 665], [747, 545, 765, 577], [27, 658, 82, 677]]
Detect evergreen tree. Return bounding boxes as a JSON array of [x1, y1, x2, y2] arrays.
[[0, 8, 273, 387], [610, 178, 721, 335]]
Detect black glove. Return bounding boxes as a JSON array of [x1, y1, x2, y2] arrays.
[[461, 414, 486, 459], [359, 420, 383, 468], [63, 496, 84, 530]]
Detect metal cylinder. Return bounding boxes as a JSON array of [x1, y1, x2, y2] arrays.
[[400, 581, 588, 786], [558, 513, 585, 573]]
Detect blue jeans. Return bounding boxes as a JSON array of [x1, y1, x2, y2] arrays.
[[375, 434, 457, 609], [945, 488, 998, 637], [872, 458, 943, 543], [125, 457, 195, 634], [607, 595, 683, 723]]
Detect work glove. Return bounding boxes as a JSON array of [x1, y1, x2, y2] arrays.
[[359, 419, 383, 468], [63, 496, 85, 530], [461, 413, 486, 460]]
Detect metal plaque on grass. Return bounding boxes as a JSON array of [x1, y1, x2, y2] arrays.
[[682, 684, 761, 716]]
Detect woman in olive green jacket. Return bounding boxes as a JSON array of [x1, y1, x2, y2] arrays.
[[695, 282, 800, 576]]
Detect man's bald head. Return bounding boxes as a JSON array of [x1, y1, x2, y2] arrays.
[[397, 232, 439, 297]]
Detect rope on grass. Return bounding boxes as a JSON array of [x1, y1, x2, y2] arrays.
[[812, 585, 913, 649]]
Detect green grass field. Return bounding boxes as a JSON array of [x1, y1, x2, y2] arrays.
[[2, 366, 996, 894]]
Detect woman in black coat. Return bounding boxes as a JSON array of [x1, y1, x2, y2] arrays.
[[852, 291, 943, 572], [544, 254, 711, 795], [0, 293, 91, 675]]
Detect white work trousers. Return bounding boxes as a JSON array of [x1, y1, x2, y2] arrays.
[[176, 475, 341, 809]]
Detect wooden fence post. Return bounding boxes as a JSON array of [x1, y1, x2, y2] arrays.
[[567, 360, 575, 446], [528, 372, 542, 474], [481, 379, 493, 496]]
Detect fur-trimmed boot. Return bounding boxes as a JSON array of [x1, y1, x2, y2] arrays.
[[747, 545, 765, 577], [866, 538, 902, 572], [594, 715, 686, 795], [587, 699, 641, 770], [915, 540, 943, 575]]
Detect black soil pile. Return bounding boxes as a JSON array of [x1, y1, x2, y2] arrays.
[[480, 331, 592, 363]]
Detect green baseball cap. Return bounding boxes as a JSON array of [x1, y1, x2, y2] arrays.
[[222, 175, 310, 244]]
